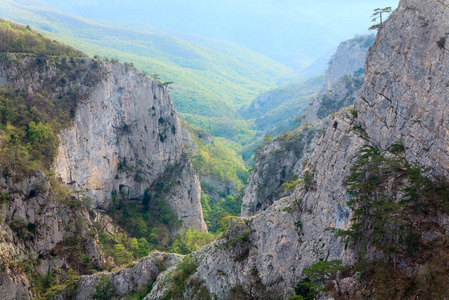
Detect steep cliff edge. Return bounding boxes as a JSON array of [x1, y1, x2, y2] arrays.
[[0, 54, 205, 231], [148, 110, 366, 299], [324, 35, 374, 91], [356, 0, 449, 178], [241, 35, 370, 217], [53, 62, 206, 231], [301, 35, 373, 126], [303, 75, 363, 126], [145, 0, 449, 298]]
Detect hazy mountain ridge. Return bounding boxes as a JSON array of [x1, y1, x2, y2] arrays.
[[33, 0, 399, 72]]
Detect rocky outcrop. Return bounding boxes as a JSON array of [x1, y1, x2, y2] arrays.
[[300, 35, 373, 127], [149, 110, 366, 299], [303, 75, 363, 125], [146, 156, 207, 231], [324, 35, 374, 90], [63, 253, 181, 300], [242, 38, 366, 217], [0, 55, 206, 231], [0, 170, 105, 299], [0, 53, 207, 298], [241, 121, 329, 217]]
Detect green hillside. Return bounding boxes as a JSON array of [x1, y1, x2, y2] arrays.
[[238, 75, 324, 160], [242, 74, 324, 127], [0, 0, 298, 143]]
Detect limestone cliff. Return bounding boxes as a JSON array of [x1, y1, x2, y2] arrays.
[[356, 0, 449, 178], [0, 52, 207, 298], [148, 110, 366, 299], [242, 35, 369, 217], [0, 55, 205, 231], [53, 62, 206, 231], [0, 170, 105, 299], [303, 75, 363, 126], [301, 35, 373, 126], [241, 121, 329, 217], [324, 35, 374, 91]]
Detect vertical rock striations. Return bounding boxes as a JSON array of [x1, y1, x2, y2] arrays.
[[324, 35, 374, 91], [241, 121, 329, 217], [53, 62, 206, 231], [356, 0, 449, 178]]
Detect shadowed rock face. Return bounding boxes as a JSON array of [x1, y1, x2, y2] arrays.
[[241, 121, 329, 217]]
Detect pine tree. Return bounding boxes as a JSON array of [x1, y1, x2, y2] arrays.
[[369, 7, 392, 30]]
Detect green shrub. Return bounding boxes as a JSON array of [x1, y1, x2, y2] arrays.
[[94, 274, 114, 300]]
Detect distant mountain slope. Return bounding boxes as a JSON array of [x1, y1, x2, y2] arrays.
[[0, 0, 297, 142], [31, 0, 399, 74], [238, 75, 324, 160]]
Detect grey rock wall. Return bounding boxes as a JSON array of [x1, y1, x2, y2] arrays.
[[0, 171, 105, 300], [0, 55, 206, 231], [241, 121, 329, 217], [63, 253, 181, 300], [148, 110, 366, 299], [53, 62, 205, 230], [324, 35, 373, 91], [356, 0, 449, 178], [303, 75, 364, 126]]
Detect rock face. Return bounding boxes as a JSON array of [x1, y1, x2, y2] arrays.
[[242, 35, 369, 218], [0, 171, 105, 300], [303, 75, 364, 125], [147, 0, 449, 298], [62, 253, 181, 300], [0, 55, 206, 231], [53, 62, 206, 231], [241, 121, 329, 217], [324, 35, 374, 91], [0, 54, 207, 297], [356, 0, 449, 178], [300, 35, 373, 127]]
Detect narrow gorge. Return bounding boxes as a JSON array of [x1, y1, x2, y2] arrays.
[[1, 0, 449, 298]]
